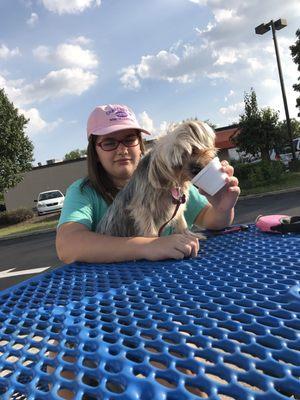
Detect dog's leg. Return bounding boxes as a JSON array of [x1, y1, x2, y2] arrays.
[[190, 231, 206, 240], [173, 214, 188, 234], [131, 209, 158, 237], [173, 215, 206, 240]]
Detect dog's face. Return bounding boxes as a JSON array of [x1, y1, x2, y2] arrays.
[[149, 120, 217, 188]]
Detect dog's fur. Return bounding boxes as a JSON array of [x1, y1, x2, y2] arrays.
[[96, 120, 217, 237]]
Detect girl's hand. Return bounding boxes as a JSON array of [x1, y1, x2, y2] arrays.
[[143, 233, 200, 261], [200, 160, 240, 212]]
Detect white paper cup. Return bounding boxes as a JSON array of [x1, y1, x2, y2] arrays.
[[191, 157, 227, 196]]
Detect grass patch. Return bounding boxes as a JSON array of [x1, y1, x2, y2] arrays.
[[240, 172, 300, 196], [0, 213, 59, 238]]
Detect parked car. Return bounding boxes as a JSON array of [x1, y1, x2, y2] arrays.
[[35, 190, 64, 216], [276, 137, 300, 166]]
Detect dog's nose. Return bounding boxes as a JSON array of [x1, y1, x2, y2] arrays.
[[189, 163, 202, 177]]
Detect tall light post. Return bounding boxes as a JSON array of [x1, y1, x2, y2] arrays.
[[255, 18, 296, 161]]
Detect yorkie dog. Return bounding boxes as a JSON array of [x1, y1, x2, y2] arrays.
[[96, 120, 216, 238]]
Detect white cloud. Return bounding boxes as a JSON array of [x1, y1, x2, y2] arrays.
[[137, 51, 180, 80], [0, 44, 20, 60], [24, 68, 98, 104], [225, 90, 235, 101], [189, 0, 207, 4], [56, 44, 98, 69], [0, 68, 97, 106], [219, 102, 244, 124], [33, 42, 99, 69], [120, 47, 211, 89], [26, 12, 38, 27], [20, 108, 63, 137], [206, 71, 228, 80], [121, 0, 299, 123], [138, 111, 154, 134], [213, 9, 241, 23], [214, 48, 238, 65], [137, 112, 172, 139], [247, 58, 264, 72], [195, 22, 215, 35], [158, 121, 171, 137], [219, 102, 243, 116], [33, 45, 50, 60], [120, 66, 140, 90], [70, 36, 92, 46], [41, 0, 101, 15]]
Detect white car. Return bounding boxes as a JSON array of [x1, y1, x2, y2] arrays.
[[35, 190, 64, 216], [279, 137, 300, 166]]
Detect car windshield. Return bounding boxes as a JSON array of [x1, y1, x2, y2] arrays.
[[39, 191, 62, 201], [281, 146, 291, 155], [281, 139, 300, 154]]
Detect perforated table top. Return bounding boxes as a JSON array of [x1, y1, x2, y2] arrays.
[[0, 225, 299, 400]]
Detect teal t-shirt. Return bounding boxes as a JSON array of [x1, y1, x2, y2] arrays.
[[58, 178, 208, 234]]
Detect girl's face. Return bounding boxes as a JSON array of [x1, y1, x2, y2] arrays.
[[95, 129, 142, 187]]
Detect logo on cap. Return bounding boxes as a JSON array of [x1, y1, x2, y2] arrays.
[[105, 105, 135, 122]]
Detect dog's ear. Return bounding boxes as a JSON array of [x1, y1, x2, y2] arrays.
[[148, 128, 192, 188], [148, 156, 172, 188], [169, 146, 189, 169]]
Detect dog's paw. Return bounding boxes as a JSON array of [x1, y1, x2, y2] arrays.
[[193, 232, 206, 240], [184, 229, 206, 240]]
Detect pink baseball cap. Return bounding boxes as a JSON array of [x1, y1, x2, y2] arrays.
[[87, 104, 151, 139]]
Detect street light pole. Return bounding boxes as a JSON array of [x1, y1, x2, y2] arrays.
[[255, 18, 296, 161]]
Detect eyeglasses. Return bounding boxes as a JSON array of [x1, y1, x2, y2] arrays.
[[96, 134, 140, 151]]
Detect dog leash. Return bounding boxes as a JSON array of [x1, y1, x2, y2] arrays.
[[158, 188, 186, 236]]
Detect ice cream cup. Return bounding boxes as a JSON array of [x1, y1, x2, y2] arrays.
[[191, 157, 227, 196]]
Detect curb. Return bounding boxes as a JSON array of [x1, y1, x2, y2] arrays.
[[1, 186, 299, 241], [0, 227, 56, 242], [238, 186, 300, 201]]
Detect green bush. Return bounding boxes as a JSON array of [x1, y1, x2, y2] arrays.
[[289, 159, 300, 172], [234, 160, 285, 189], [0, 208, 34, 227]]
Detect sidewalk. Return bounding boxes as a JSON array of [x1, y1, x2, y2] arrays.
[[238, 185, 300, 200], [0, 226, 57, 241]]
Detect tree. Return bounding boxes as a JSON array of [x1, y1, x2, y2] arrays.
[[204, 119, 217, 130], [64, 149, 87, 160], [278, 118, 300, 140], [0, 89, 34, 193], [290, 29, 300, 117], [233, 88, 282, 161], [271, 118, 300, 156]]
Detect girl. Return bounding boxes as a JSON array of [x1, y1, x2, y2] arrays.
[[56, 104, 240, 264]]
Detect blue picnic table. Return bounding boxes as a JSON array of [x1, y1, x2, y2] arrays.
[[0, 225, 299, 400]]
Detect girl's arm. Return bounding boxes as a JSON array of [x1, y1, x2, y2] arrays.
[[56, 222, 200, 264]]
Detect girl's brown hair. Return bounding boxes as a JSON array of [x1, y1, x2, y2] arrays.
[[81, 132, 145, 205]]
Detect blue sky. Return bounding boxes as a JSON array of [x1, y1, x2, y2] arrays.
[[0, 0, 299, 165]]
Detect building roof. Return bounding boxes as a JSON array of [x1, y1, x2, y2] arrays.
[[215, 125, 240, 149]]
